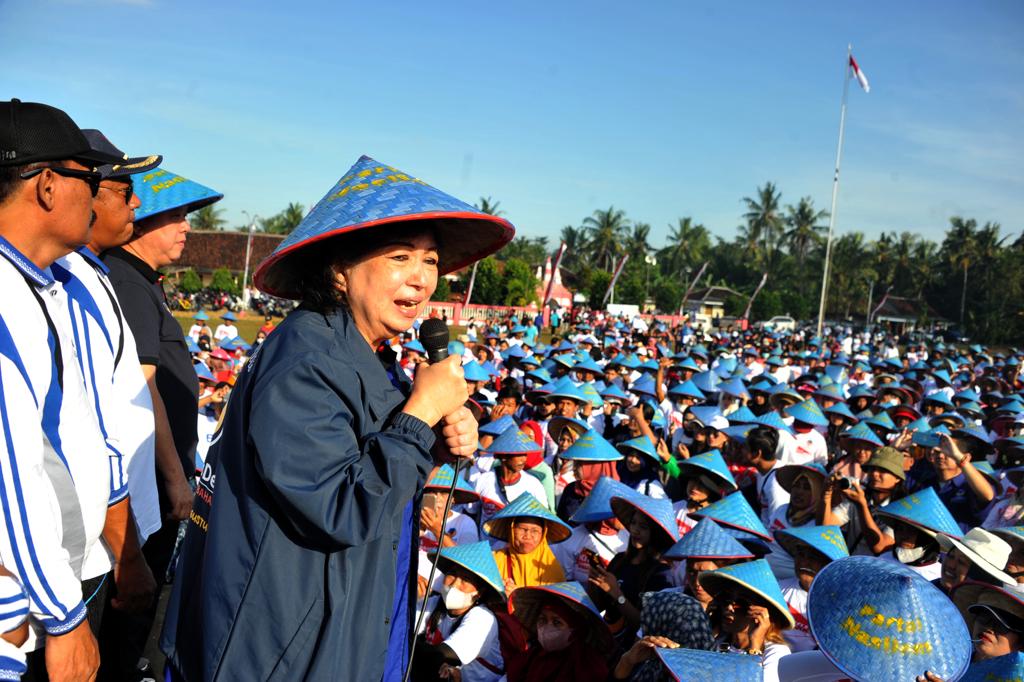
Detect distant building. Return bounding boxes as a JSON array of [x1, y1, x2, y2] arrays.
[[684, 286, 745, 321], [172, 230, 285, 277], [871, 295, 949, 334]]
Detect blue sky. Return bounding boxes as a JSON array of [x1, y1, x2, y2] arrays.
[[3, 0, 1022, 247]]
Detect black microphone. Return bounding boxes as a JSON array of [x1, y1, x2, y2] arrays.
[[419, 318, 450, 364]]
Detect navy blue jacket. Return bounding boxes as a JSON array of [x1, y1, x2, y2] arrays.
[[160, 307, 434, 680]]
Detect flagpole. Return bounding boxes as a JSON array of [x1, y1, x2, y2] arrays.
[[815, 44, 853, 339]]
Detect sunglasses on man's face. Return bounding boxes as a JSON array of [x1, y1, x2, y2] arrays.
[[99, 182, 134, 205], [20, 165, 102, 197]]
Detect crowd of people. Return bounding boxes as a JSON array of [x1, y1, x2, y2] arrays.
[[2, 97, 1023, 682]]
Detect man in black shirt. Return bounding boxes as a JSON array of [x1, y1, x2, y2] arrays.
[[101, 167, 222, 681]]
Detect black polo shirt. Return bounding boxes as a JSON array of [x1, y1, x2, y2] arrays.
[[104, 247, 198, 485]]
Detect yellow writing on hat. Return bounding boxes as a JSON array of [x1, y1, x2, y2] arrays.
[[839, 604, 932, 656], [819, 530, 846, 552], [328, 165, 427, 202]]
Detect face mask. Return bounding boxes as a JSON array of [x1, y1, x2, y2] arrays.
[[895, 546, 926, 564], [442, 584, 476, 612], [536, 624, 573, 652]]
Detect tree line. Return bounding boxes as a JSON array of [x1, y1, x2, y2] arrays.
[[187, 187, 1023, 344]]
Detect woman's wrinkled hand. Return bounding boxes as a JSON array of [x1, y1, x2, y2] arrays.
[[441, 406, 478, 458], [404, 355, 468, 427]]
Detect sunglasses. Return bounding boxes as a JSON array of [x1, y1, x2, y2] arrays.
[[20, 165, 102, 197], [100, 182, 134, 205]]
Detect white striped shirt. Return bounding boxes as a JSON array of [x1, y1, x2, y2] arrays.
[[55, 249, 160, 544], [0, 237, 111, 640]]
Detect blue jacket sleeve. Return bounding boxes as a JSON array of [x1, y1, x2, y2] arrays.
[[248, 353, 434, 549]]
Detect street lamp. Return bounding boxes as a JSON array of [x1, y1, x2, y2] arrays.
[[240, 211, 260, 308]]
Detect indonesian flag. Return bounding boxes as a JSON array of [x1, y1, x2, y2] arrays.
[[850, 55, 870, 93]]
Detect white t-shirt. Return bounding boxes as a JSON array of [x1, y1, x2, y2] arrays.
[[765, 505, 807, 580], [213, 323, 237, 342], [418, 598, 504, 682], [785, 429, 828, 467], [757, 466, 791, 528], [629, 477, 666, 499], [722, 640, 791, 682], [780, 577, 815, 652], [552, 524, 629, 583], [474, 470, 550, 539]]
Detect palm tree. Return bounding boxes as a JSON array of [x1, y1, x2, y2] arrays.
[[190, 205, 226, 231], [661, 217, 711, 278], [829, 232, 874, 317], [942, 217, 978, 326], [582, 206, 629, 271], [557, 225, 588, 277], [742, 182, 784, 268], [784, 197, 828, 269], [873, 232, 896, 287], [261, 202, 305, 234], [476, 196, 505, 216], [625, 222, 652, 260]]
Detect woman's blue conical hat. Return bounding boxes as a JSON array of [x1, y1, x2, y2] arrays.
[[185, 335, 200, 354], [425, 463, 480, 504], [430, 541, 506, 601], [132, 167, 222, 223], [753, 411, 791, 433], [664, 518, 754, 561], [402, 338, 425, 354], [690, 343, 709, 359], [698, 559, 794, 628], [570, 476, 640, 524], [815, 382, 846, 404], [691, 492, 771, 541], [688, 405, 724, 428], [484, 492, 571, 544], [875, 488, 963, 539], [866, 411, 897, 432], [718, 377, 750, 400], [579, 382, 604, 408], [954, 388, 980, 403], [922, 391, 955, 408], [193, 309, 209, 321], [848, 384, 876, 400], [630, 374, 658, 397], [668, 379, 705, 401], [462, 360, 490, 383], [774, 525, 849, 563], [617, 436, 660, 464], [254, 155, 515, 298], [560, 430, 623, 462], [677, 450, 738, 492], [953, 423, 993, 447], [518, 354, 541, 369], [230, 336, 251, 351], [599, 382, 630, 403], [674, 356, 702, 372], [728, 405, 758, 424], [479, 414, 516, 437], [655, 647, 763, 682], [960, 652, 1024, 682], [483, 425, 542, 456], [525, 366, 552, 385], [692, 371, 719, 394], [572, 358, 603, 376], [785, 398, 829, 427], [510, 581, 610, 646], [775, 462, 830, 493], [547, 376, 588, 403], [194, 362, 214, 382], [807, 556, 971, 682], [610, 495, 680, 547], [824, 401, 858, 424]]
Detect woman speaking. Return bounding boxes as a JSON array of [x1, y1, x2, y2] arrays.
[[160, 156, 514, 681]]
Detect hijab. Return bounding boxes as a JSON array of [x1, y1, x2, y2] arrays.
[[577, 461, 619, 496], [494, 522, 565, 589], [509, 599, 610, 682]]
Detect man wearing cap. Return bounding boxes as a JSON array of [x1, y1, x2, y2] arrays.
[[102, 166, 222, 679], [53, 129, 172, 679], [0, 99, 126, 681]]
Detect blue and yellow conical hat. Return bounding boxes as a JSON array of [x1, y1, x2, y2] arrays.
[[479, 414, 515, 437], [610, 495, 680, 547], [560, 430, 623, 462], [676, 449, 738, 493], [132, 167, 222, 223], [655, 647, 762, 682], [510, 581, 610, 647], [424, 464, 479, 505], [664, 518, 754, 562], [839, 421, 883, 448], [960, 652, 1024, 682], [429, 541, 506, 602], [875, 488, 963, 539], [698, 559, 794, 628], [617, 436, 660, 464], [483, 492, 571, 544], [691, 492, 771, 541], [483, 425, 542, 457], [785, 398, 829, 427], [808, 556, 971, 682], [774, 525, 849, 563], [569, 476, 639, 524], [254, 155, 515, 298]]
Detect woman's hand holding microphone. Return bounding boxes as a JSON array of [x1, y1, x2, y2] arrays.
[[403, 355, 478, 457]]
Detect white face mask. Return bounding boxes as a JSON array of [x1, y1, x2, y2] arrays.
[[895, 546, 926, 564], [442, 584, 476, 612], [536, 624, 573, 652]]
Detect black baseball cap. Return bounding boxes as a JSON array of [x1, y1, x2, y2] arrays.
[[81, 129, 161, 179], [0, 99, 123, 168]]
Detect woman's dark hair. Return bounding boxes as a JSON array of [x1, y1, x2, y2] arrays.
[[292, 223, 441, 314], [497, 385, 523, 405], [747, 426, 778, 461]]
